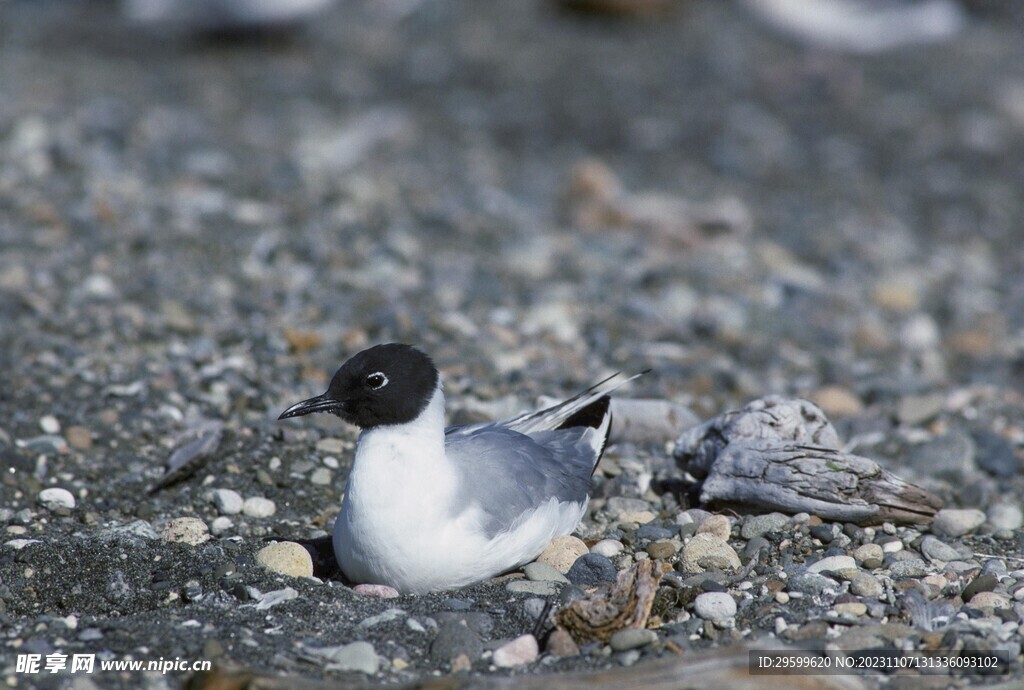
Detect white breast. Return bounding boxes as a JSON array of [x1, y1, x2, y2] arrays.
[[332, 384, 588, 593]]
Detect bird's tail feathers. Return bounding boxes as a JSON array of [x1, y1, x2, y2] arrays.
[[505, 370, 648, 435]]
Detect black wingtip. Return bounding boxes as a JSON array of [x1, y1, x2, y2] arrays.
[[557, 395, 611, 431]]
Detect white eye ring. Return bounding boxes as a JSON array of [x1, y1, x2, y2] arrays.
[[366, 372, 388, 390]]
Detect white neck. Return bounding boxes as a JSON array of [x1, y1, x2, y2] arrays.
[[344, 382, 451, 507]]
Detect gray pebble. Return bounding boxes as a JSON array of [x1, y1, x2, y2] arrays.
[[888, 559, 929, 578], [522, 597, 547, 620], [605, 497, 651, 518], [905, 431, 975, 480], [961, 574, 998, 603], [741, 512, 789, 540], [744, 537, 770, 562], [242, 496, 276, 518], [850, 572, 883, 598], [636, 523, 674, 541], [788, 573, 837, 597], [809, 524, 836, 543], [38, 487, 76, 511], [506, 580, 560, 596], [932, 508, 986, 537], [609, 628, 657, 651], [324, 641, 378, 675], [693, 591, 737, 623], [212, 489, 243, 515], [524, 561, 569, 584], [566, 553, 617, 586], [920, 535, 960, 563], [429, 622, 482, 663], [972, 430, 1019, 478], [987, 504, 1023, 531]]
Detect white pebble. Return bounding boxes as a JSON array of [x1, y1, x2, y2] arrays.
[[243, 497, 276, 518], [807, 555, 857, 574], [694, 592, 737, 624], [212, 489, 244, 515], [988, 504, 1024, 531], [210, 516, 234, 535], [161, 517, 210, 545], [492, 634, 539, 667], [590, 539, 624, 558], [39, 415, 61, 434], [38, 487, 75, 511]]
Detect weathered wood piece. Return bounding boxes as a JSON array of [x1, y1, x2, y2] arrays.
[[553, 559, 664, 644], [674, 397, 941, 525]]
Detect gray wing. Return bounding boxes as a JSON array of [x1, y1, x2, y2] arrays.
[[444, 425, 598, 539]]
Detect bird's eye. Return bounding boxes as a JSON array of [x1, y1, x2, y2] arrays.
[[365, 372, 388, 390]]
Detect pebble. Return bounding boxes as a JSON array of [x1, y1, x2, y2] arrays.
[[813, 385, 863, 417], [606, 497, 652, 518], [39, 415, 61, 434], [546, 629, 580, 657], [744, 537, 770, 562], [65, 426, 93, 450], [696, 515, 731, 541], [678, 533, 741, 573], [970, 592, 1011, 610], [834, 602, 867, 617], [590, 539, 624, 558], [506, 580, 560, 596], [636, 523, 674, 541], [619, 510, 657, 525], [693, 592, 737, 624], [609, 628, 657, 651], [987, 504, 1023, 531], [646, 539, 681, 560], [212, 489, 243, 515], [523, 561, 569, 583], [160, 517, 210, 545], [888, 559, 929, 579], [429, 622, 483, 664], [353, 584, 400, 598], [537, 535, 589, 573], [788, 573, 837, 597], [37, 487, 76, 511], [359, 608, 407, 629], [932, 508, 986, 537], [807, 555, 857, 574], [741, 512, 789, 540], [325, 641, 378, 675], [853, 544, 884, 569], [254, 587, 299, 610], [775, 591, 790, 604], [210, 516, 233, 535], [310, 468, 333, 486], [492, 634, 539, 667], [972, 430, 1019, 478], [850, 572, 883, 598], [906, 432, 976, 480], [242, 497, 276, 518], [961, 574, 998, 602], [566, 553, 618, 586], [809, 524, 836, 543], [256, 542, 314, 578], [896, 392, 946, 426], [920, 535, 960, 563]]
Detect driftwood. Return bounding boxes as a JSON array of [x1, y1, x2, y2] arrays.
[[553, 559, 664, 644], [186, 642, 870, 690], [674, 397, 941, 526]]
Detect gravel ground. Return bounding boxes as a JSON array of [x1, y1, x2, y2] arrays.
[[2, 1, 1024, 688]]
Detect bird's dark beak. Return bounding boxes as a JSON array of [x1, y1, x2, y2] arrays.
[[278, 393, 343, 420]]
